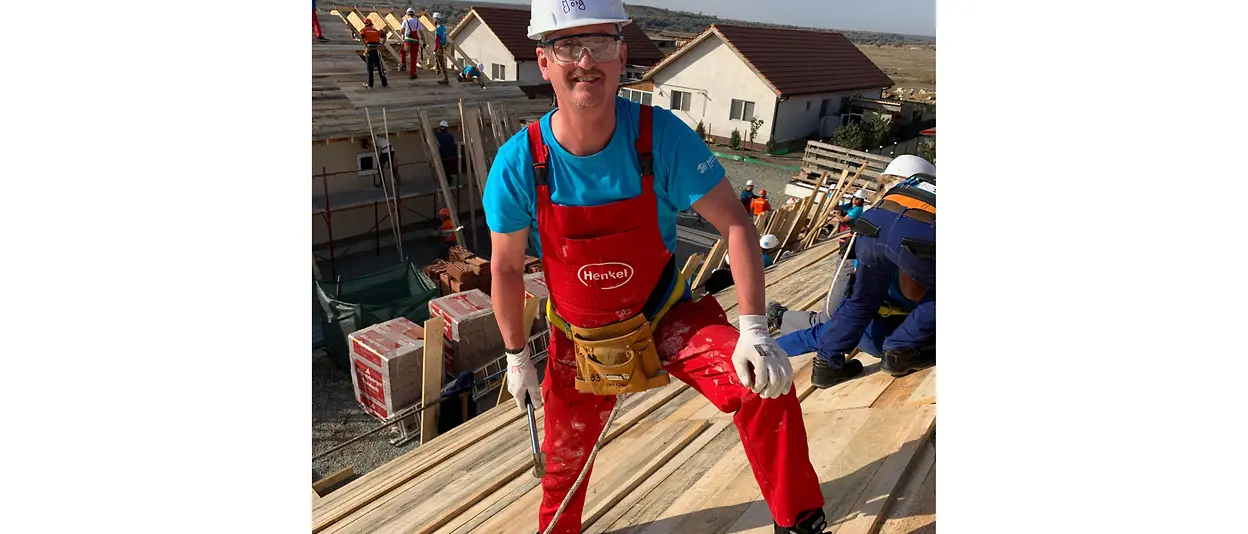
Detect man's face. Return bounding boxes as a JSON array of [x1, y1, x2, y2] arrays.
[[853, 198, 864, 206], [746, 185, 754, 191], [537, 23, 626, 110]]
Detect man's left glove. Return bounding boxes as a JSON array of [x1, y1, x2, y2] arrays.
[[732, 315, 794, 399]]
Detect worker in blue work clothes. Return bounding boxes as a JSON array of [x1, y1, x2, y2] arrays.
[[739, 179, 757, 211], [434, 120, 458, 180], [770, 172, 937, 388]]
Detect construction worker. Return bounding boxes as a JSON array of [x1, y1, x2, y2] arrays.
[[372, 134, 398, 187], [739, 179, 757, 211], [312, 0, 327, 42], [360, 19, 388, 89], [432, 12, 449, 84], [484, 2, 827, 533], [438, 207, 458, 258], [760, 233, 790, 267], [458, 62, 485, 84], [750, 188, 772, 215], [400, 7, 422, 79], [435, 120, 458, 180], [769, 171, 936, 388]]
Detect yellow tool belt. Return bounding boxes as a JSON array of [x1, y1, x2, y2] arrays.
[[547, 266, 685, 396]]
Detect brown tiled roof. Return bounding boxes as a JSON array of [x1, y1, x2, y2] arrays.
[[466, 7, 539, 60], [463, 6, 664, 67], [619, 22, 665, 68], [646, 24, 893, 97]]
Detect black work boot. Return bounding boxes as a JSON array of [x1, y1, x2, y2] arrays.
[[812, 356, 863, 389], [767, 301, 787, 331], [881, 346, 936, 377], [775, 507, 829, 533]]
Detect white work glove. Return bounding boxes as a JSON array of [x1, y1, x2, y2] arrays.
[[733, 315, 794, 399], [506, 345, 543, 412]]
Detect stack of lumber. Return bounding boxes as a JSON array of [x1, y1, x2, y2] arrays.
[[795, 140, 894, 192], [424, 247, 492, 296], [311, 238, 937, 534]]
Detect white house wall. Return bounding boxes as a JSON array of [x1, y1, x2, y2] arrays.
[[453, 18, 516, 82], [773, 89, 883, 142], [650, 36, 777, 145]]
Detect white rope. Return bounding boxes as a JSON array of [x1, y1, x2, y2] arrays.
[[822, 233, 856, 317], [540, 394, 624, 534]]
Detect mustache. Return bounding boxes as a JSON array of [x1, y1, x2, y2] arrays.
[[568, 69, 605, 78]]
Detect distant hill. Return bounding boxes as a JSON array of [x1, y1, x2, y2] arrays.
[[625, 4, 935, 47], [374, 2, 934, 48]]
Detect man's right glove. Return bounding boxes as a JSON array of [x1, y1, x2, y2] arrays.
[[505, 345, 542, 412]]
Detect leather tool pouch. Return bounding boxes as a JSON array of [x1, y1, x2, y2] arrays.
[[568, 314, 670, 395]]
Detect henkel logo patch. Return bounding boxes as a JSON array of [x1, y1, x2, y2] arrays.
[[577, 262, 634, 290]]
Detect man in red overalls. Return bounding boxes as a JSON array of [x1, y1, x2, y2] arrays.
[[481, 2, 828, 533]]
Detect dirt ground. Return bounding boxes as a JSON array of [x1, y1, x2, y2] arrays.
[[855, 44, 936, 91]]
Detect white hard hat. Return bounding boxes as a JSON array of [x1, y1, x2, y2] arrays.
[[527, 0, 631, 40], [881, 155, 935, 180], [432, 12, 442, 19], [407, 7, 415, 14], [745, 179, 755, 187], [760, 234, 780, 250], [854, 189, 869, 200], [439, 120, 449, 128]]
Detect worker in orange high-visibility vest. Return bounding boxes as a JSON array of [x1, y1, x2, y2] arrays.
[[438, 207, 458, 258], [750, 188, 772, 215], [360, 19, 388, 89]]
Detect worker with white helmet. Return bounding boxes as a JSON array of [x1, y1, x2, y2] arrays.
[[432, 12, 449, 84], [434, 120, 458, 180], [483, 2, 826, 533], [458, 62, 486, 85], [770, 163, 937, 390], [739, 178, 757, 210], [400, 7, 422, 79]]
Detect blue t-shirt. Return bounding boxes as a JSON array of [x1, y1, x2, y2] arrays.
[[483, 97, 726, 257], [846, 205, 864, 221], [435, 24, 447, 45], [740, 190, 756, 202], [762, 253, 775, 268]]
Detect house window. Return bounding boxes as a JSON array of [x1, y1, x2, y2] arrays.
[[730, 99, 756, 121], [670, 90, 691, 112], [619, 88, 654, 106], [840, 106, 865, 126], [491, 63, 506, 80]]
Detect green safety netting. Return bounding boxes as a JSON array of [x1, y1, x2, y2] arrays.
[[315, 261, 439, 370]]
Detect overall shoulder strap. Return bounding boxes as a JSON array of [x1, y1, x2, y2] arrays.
[[635, 104, 654, 177], [526, 120, 549, 187]]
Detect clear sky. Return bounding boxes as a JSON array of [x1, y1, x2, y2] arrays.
[[485, 0, 936, 37]]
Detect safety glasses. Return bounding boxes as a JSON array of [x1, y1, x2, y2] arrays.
[[541, 33, 623, 63]]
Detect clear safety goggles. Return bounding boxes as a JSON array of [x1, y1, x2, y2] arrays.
[[541, 33, 623, 63]]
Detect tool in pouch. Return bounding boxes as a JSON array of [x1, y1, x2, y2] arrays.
[[545, 265, 686, 396], [525, 392, 546, 479]]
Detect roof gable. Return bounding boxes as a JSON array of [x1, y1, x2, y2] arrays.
[[644, 24, 893, 97], [453, 6, 665, 67]]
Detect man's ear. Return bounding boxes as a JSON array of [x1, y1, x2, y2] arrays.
[[537, 47, 551, 81], [619, 41, 628, 69]]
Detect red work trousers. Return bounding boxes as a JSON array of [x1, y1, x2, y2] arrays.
[[312, 10, 323, 39], [400, 43, 418, 77], [538, 296, 824, 533]]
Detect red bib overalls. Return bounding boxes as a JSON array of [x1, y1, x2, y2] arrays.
[[527, 105, 824, 533]]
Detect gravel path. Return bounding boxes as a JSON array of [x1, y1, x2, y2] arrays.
[[312, 349, 421, 482], [717, 157, 803, 205]]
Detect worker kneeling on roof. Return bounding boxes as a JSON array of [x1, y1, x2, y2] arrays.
[[767, 156, 936, 389], [483, 2, 828, 533]]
